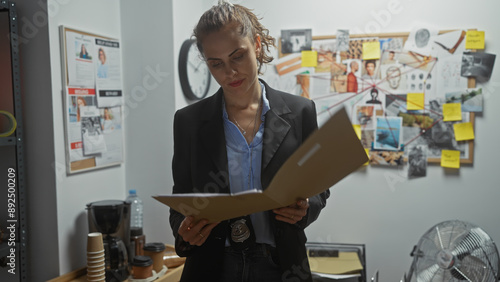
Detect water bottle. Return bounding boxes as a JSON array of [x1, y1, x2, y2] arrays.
[[126, 189, 145, 258]]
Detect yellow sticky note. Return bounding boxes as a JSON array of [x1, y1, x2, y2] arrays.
[[301, 51, 318, 67], [466, 31, 485, 50], [362, 41, 380, 60], [441, 150, 460, 169], [453, 122, 475, 141], [443, 103, 462, 122], [353, 124, 361, 140], [407, 93, 425, 110], [364, 149, 370, 166]]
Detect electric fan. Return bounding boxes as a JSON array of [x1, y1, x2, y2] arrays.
[[407, 220, 500, 282]]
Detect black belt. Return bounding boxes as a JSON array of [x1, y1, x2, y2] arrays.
[[225, 243, 278, 261]]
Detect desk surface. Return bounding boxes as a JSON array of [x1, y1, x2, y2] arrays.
[[48, 265, 184, 282]]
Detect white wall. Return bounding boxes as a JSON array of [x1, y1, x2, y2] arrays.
[[46, 0, 126, 275], [173, 0, 220, 110], [120, 0, 176, 244], [239, 0, 500, 281]]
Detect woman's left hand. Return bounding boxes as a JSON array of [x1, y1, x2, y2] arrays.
[[273, 198, 309, 224]]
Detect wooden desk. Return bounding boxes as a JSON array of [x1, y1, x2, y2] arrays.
[[48, 264, 184, 282]]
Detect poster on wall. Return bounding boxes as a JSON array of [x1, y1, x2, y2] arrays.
[[60, 26, 124, 174]]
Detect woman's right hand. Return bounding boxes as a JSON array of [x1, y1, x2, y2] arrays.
[[178, 216, 219, 246]]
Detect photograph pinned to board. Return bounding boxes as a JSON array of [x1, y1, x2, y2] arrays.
[[380, 50, 398, 65], [352, 105, 375, 130], [445, 88, 483, 112], [80, 106, 107, 156], [379, 37, 404, 63], [312, 38, 336, 54], [460, 52, 496, 82], [344, 59, 362, 93], [95, 106, 123, 166], [407, 144, 428, 177], [404, 26, 438, 56], [347, 38, 378, 60], [434, 30, 466, 55], [280, 28, 312, 54], [312, 39, 336, 73], [369, 150, 404, 166], [374, 116, 403, 151], [378, 63, 407, 93], [361, 59, 380, 80], [336, 29, 350, 52], [364, 87, 385, 108]]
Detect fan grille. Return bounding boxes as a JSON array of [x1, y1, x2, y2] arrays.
[[411, 220, 499, 282]]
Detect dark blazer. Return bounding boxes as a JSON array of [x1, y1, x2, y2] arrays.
[[169, 79, 330, 282]]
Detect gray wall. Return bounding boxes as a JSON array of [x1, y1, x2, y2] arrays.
[[15, 0, 60, 280]]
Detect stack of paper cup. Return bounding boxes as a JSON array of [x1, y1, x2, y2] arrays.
[[87, 232, 105, 282]]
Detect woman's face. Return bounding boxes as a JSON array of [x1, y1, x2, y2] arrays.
[[77, 98, 85, 106], [99, 50, 105, 64], [104, 109, 111, 119], [201, 22, 260, 98]]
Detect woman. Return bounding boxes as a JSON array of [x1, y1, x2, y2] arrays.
[[97, 48, 108, 78], [79, 44, 89, 59], [76, 96, 86, 122], [101, 107, 114, 132], [169, 2, 329, 281]]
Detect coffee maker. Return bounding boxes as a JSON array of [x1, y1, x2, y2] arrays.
[[87, 200, 130, 281]]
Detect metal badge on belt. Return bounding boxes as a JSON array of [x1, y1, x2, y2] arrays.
[[228, 216, 255, 250]]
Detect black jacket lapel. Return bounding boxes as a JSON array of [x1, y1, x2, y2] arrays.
[[261, 81, 292, 172], [200, 89, 228, 175]]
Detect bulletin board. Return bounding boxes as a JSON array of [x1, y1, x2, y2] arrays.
[[273, 28, 491, 175], [59, 26, 124, 174]]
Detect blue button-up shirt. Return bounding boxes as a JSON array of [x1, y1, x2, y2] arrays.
[[222, 82, 275, 246]]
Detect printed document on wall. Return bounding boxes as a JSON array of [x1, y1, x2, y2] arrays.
[[95, 38, 123, 107]]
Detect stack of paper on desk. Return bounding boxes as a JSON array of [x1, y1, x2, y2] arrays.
[[308, 252, 364, 275], [154, 106, 368, 223]]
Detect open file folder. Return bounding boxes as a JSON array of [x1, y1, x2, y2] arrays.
[[154, 106, 369, 223]]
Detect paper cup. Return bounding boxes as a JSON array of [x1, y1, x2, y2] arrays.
[[87, 253, 105, 260], [87, 258, 105, 267], [87, 252, 104, 258], [87, 263, 105, 271], [143, 243, 166, 273], [86, 275, 105, 282], [87, 233, 104, 253], [87, 268, 105, 276]]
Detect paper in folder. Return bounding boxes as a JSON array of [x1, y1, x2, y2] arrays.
[[154, 106, 368, 223]]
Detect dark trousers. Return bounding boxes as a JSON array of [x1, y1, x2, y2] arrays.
[[220, 243, 282, 282]]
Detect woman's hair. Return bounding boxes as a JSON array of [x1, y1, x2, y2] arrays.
[[77, 97, 87, 105], [193, 2, 275, 74]]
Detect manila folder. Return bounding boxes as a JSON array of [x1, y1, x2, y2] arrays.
[[153, 106, 368, 223]]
